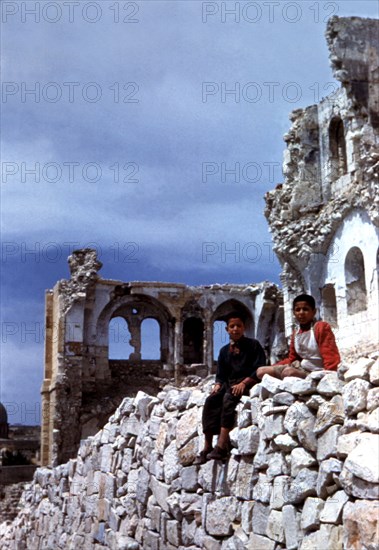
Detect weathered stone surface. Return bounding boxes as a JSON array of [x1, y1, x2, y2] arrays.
[[238, 426, 260, 455], [163, 441, 181, 483], [176, 407, 199, 448], [273, 433, 298, 452], [266, 510, 285, 543], [344, 357, 374, 382], [367, 387, 379, 411], [164, 389, 190, 412], [262, 413, 285, 440], [284, 403, 313, 437], [290, 377, 317, 395], [266, 452, 288, 479], [240, 501, 254, 534], [319, 490, 349, 524], [178, 437, 198, 466], [316, 425, 341, 461], [260, 374, 283, 395], [205, 497, 237, 536], [270, 475, 290, 510], [252, 502, 270, 536], [246, 533, 275, 550], [297, 414, 318, 452], [367, 407, 379, 433], [339, 468, 379, 500], [238, 408, 251, 428], [291, 448, 317, 477], [317, 373, 345, 396], [287, 468, 318, 504], [316, 458, 343, 499], [343, 499, 379, 550], [181, 466, 198, 492], [337, 430, 373, 458], [301, 497, 324, 531], [306, 394, 327, 410], [300, 524, 343, 550], [343, 378, 371, 415], [314, 395, 344, 435], [369, 358, 379, 385], [282, 504, 300, 550], [253, 473, 272, 504], [273, 391, 296, 406], [344, 434, 379, 483]]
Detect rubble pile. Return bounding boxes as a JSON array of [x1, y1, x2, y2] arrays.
[[1, 353, 378, 549]]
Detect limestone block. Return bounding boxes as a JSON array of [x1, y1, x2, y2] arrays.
[[253, 438, 271, 470], [148, 416, 162, 439], [367, 387, 379, 411], [273, 433, 298, 452], [253, 473, 272, 504], [306, 394, 327, 410], [266, 509, 285, 543], [205, 497, 238, 536], [166, 519, 181, 546], [176, 407, 199, 448], [316, 425, 341, 461], [301, 497, 324, 531], [290, 377, 317, 395], [291, 448, 317, 477], [136, 467, 150, 506], [367, 407, 379, 433], [246, 533, 275, 550], [202, 534, 222, 549], [282, 504, 300, 550], [260, 374, 283, 395], [251, 502, 270, 536], [343, 378, 371, 416], [220, 532, 248, 550], [319, 490, 349, 524], [237, 425, 260, 455], [337, 430, 372, 458], [120, 417, 140, 438], [148, 451, 164, 480], [187, 389, 206, 408], [316, 458, 343, 499], [164, 390, 190, 411], [155, 422, 168, 456], [267, 452, 288, 479], [178, 437, 198, 466], [284, 402, 313, 437], [270, 475, 290, 510], [181, 516, 197, 546], [344, 357, 374, 382], [234, 457, 257, 500], [279, 376, 303, 393], [181, 466, 199, 492], [250, 397, 262, 425], [273, 391, 296, 406], [241, 500, 254, 534], [134, 391, 158, 421], [180, 493, 202, 518], [344, 433, 379, 483], [297, 414, 318, 453], [317, 373, 345, 396], [262, 413, 285, 440], [143, 530, 160, 550], [369, 358, 379, 385], [149, 477, 170, 512], [343, 499, 379, 550], [300, 524, 343, 550], [163, 441, 181, 484], [287, 468, 318, 504], [314, 395, 344, 435], [339, 467, 379, 500]]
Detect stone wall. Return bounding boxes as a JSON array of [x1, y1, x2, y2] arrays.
[[1, 353, 378, 549]]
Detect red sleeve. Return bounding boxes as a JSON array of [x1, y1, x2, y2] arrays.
[[314, 322, 341, 370], [273, 332, 302, 366]]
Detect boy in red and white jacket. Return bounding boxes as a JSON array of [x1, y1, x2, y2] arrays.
[[257, 294, 341, 380]]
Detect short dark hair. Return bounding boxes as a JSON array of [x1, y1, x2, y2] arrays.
[[293, 294, 316, 309], [225, 311, 246, 324]]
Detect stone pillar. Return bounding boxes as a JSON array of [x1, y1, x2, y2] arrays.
[[128, 318, 142, 361]]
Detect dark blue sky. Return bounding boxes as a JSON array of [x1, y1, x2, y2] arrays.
[[1, 1, 378, 423]]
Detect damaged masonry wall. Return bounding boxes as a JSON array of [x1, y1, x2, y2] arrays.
[[1, 354, 378, 549], [265, 16, 379, 351], [41, 248, 284, 467]]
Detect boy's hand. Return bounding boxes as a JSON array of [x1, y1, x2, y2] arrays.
[[231, 382, 246, 397], [210, 383, 222, 395]]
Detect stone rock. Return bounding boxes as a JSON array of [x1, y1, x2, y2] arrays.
[[369, 358, 379, 385], [262, 413, 285, 440], [155, 423, 168, 455], [344, 357, 374, 382], [149, 477, 170, 512], [305, 394, 327, 410], [301, 497, 324, 531], [343, 378, 371, 416], [134, 392, 158, 421], [260, 374, 283, 395], [164, 389, 190, 411], [234, 457, 257, 500], [319, 490, 349, 524], [273, 433, 298, 452], [314, 395, 344, 435], [163, 441, 181, 483], [246, 533, 275, 550], [317, 373, 345, 396], [287, 468, 318, 504], [176, 408, 199, 448], [343, 499, 379, 550], [181, 466, 199, 492], [337, 430, 373, 458], [178, 437, 198, 466], [266, 510, 285, 543], [367, 407, 379, 433], [316, 457, 343, 499], [273, 391, 296, 406], [291, 448, 317, 477], [282, 504, 300, 550], [339, 468, 379, 500], [367, 387, 379, 411], [205, 497, 237, 536], [253, 473, 272, 504], [316, 425, 341, 461], [284, 402, 313, 437], [238, 426, 260, 455], [344, 434, 379, 483], [297, 414, 318, 453], [253, 438, 271, 470], [238, 408, 251, 428], [270, 475, 290, 510], [267, 452, 288, 479], [252, 502, 270, 536], [300, 524, 343, 550], [290, 377, 317, 395], [240, 501, 254, 534]]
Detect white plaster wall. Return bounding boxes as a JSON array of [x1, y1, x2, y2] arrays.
[[319, 209, 379, 351]]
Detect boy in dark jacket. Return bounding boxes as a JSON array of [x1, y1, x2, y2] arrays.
[[195, 312, 266, 462]]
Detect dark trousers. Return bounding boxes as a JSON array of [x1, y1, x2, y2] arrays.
[[202, 382, 243, 434]]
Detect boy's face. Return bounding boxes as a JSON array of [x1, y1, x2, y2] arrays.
[[293, 301, 316, 325], [226, 317, 245, 341]]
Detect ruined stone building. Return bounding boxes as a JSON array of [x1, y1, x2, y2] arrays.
[[41, 251, 283, 466], [265, 16, 379, 353]]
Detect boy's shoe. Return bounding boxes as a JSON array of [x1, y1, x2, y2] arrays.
[[193, 449, 211, 465], [206, 445, 229, 461]]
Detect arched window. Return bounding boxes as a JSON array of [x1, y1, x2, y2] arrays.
[[329, 117, 347, 179], [108, 317, 133, 359], [321, 284, 338, 327], [140, 318, 161, 359], [183, 317, 204, 364], [344, 247, 367, 314]]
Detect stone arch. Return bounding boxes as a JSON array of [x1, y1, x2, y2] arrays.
[[329, 116, 347, 179], [181, 299, 205, 364], [344, 246, 367, 315], [212, 299, 254, 337]]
